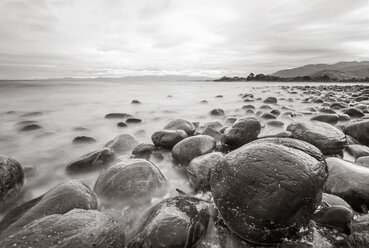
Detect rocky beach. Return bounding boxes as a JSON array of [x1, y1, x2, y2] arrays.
[[0, 80, 369, 247]]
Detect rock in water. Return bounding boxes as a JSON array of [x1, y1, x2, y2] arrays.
[[104, 133, 139, 155], [94, 158, 166, 204], [0, 154, 24, 209], [127, 196, 210, 248], [313, 205, 353, 233], [72, 136, 96, 144], [172, 135, 216, 166], [163, 118, 196, 136], [221, 117, 261, 149], [346, 144, 369, 159], [210, 137, 327, 244], [264, 96, 277, 104], [0, 180, 97, 234], [151, 130, 188, 149], [323, 157, 369, 212], [187, 152, 223, 192], [340, 120, 369, 146], [311, 114, 339, 125], [287, 121, 347, 155], [65, 148, 115, 174], [0, 209, 125, 248]]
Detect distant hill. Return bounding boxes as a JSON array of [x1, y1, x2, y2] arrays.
[[273, 61, 369, 80]]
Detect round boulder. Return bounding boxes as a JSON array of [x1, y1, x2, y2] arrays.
[[0, 154, 24, 209], [151, 130, 188, 149], [172, 135, 216, 166], [287, 121, 347, 155], [210, 137, 327, 244], [163, 118, 196, 136], [104, 134, 139, 155], [221, 117, 261, 149], [94, 158, 166, 204]]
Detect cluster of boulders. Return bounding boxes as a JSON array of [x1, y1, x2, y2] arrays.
[[2, 84, 369, 247]]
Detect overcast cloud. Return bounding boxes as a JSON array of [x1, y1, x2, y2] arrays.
[[0, 0, 368, 79]]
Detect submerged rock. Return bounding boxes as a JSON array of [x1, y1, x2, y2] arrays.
[[65, 148, 115, 174], [127, 196, 210, 248], [164, 118, 196, 136], [221, 117, 261, 149], [264, 97, 277, 104], [72, 136, 96, 144], [211, 137, 327, 244], [287, 121, 347, 155], [0, 180, 97, 234], [0, 154, 24, 209], [311, 114, 339, 125], [20, 124, 42, 131], [105, 113, 131, 119], [0, 209, 125, 248], [94, 158, 166, 204], [151, 130, 188, 149], [209, 108, 225, 116], [172, 135, 216, 166]]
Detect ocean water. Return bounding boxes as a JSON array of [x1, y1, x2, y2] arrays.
[[0, 79, 360, 229]]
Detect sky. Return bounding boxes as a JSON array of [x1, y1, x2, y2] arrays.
[[0, 0, 368, 79]]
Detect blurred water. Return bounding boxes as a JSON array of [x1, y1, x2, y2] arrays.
[[0, 79, 360, 228]]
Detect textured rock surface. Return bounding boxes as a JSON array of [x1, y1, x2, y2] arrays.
[[151, 130, 188, 149]]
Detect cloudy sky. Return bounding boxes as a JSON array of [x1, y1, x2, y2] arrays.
[[0, 0, 368, 79]]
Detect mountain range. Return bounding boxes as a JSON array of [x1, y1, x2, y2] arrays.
[[272, 61, 369, 80]]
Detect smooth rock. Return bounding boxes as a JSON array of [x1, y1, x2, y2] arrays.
[[341, 120, 369, 146], [94, 158, 166, 204], [211, 137, 327, 244], [151, 130, 188, 149], [65, 148, 115, 174], [164, 118, 196, 136], [346, 144, 369, 159], [311, 114, 339, 125], [72, 136, 96, 144], [287, 121, 347, 155], [172, 135, 216, 166], [104, 134, 139, 155]]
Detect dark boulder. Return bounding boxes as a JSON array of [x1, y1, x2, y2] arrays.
[[126, 118, 142, 124], [172, 135, 216, 166], [187, 152, 223, 192], [311, 114, 339, 125], [131, 143, 156, 159], [343, 107, 364, 118], [131, 99, 141, 104], [341, 120, 369, 146], [163, 118, 196, 136], [0, 154, 24, 209], [20, 124, 42, 131], [104, 134, 139, 155], [0, 209, 125, 248], [117, 122, 127, 127], [0, 180, 97, 234], [320, 193, 353, 210], [313, 206, 353, 233], [94, 158, 166, 204], [209, 108, 225, 116], [72, 136, 96, 144], [287, 121, 347, 155], [65, 148, 115, 174], [324, 157, 369, 212], [261, 113, 277, 119], [127, 196, 210, 248], [266, 120, 285, 127], [151, 130, 188, 149], [211, 137, 327, 244], [221, 117, 261, 149], [105, 113, 132, 119], [264, 97, 277, 104]]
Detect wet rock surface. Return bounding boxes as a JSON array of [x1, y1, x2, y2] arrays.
[[287, 121, 347, 155], [211, 137, 328, 244], [151, 129, 188, 149]]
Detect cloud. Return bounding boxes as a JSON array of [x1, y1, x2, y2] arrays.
[[0, 0, 368, 79]]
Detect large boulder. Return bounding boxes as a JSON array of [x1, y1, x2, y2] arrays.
[[221, 117, 261, 149], [94, 158, 166, 204], [340, 120, 369, 146], [0, 209, 125, 248], [287, 121, 347, 155], [65, 148, 115, 174], [324, 157, 369, 212], [163, 118, 196, 136], [210, 137, 327, 244], [0, 154, 24, 209], [0, 180, 97, 234], [104, 133, 139, 155], [187, 152, 223, 192], [127, 196, 210, 248], [151, 130, 188, 149], [172, 135, 216, 166]]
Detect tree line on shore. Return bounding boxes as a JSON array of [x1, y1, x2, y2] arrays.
[[214, 73, 369, 82]]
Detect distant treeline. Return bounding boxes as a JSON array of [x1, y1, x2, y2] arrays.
[[214, 73, 369, 82]]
